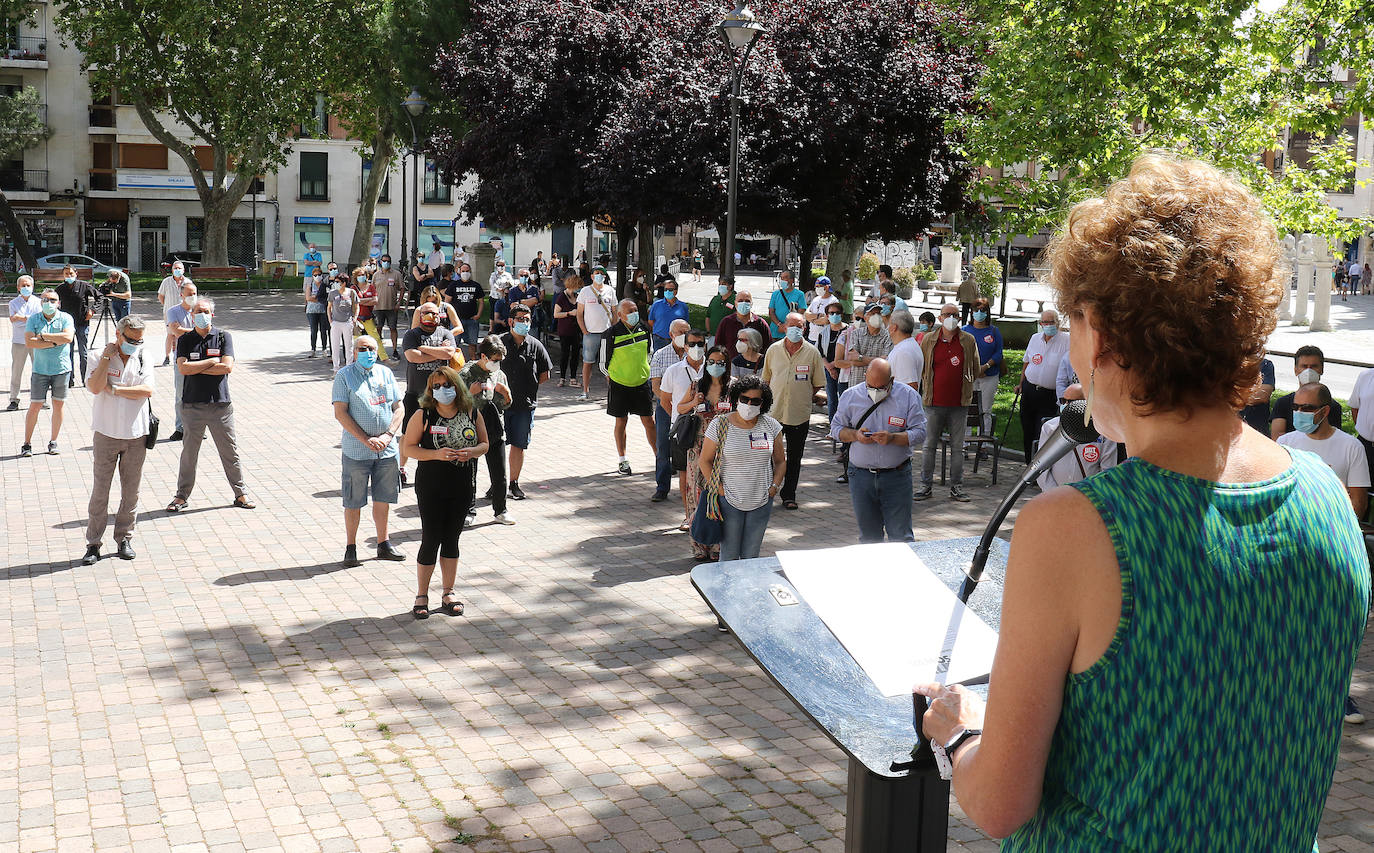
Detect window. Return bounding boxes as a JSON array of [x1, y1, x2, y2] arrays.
[[361, 157, 390, 203], [299, 151, 328, 200], [120, 143, 168, 170], [187, 217, 203, 252], [422, 157, 450, 203], [299, 93, 327, 138], [1287, 115, 1360, 194]]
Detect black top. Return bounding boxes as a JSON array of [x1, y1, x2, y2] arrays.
[[499, 331, 553, 410], [401, 325, 456, 395], [1271, 392, 1344, 433], [178, 328, 235, 403], [445, 278, 486, 319], [56, 281, 99, 327]]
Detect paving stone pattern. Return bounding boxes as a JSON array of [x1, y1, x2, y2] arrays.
[[0, 291, 1370, 852]]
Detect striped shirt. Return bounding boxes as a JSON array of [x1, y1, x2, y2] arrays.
[[708, 414, 781, 511], [650, 343, 685, 380]]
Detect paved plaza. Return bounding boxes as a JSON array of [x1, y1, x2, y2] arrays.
[[1, 290, 1372, 852]]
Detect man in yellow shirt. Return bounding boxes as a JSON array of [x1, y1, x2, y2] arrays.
[[761, 312, 824, 509]]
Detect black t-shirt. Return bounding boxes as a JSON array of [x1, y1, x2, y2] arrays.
[[178, 328, 234, 403], [499, 331, 553, 410], [1271, 392, 1343, 434], [401, 325, 456, 396], [444, 278, 486, 319]]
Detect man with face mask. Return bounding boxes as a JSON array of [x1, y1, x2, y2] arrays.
[[499, 305, 552, 502], [604, 299, 657, 474], [21, 288, 74, 456], [447, 262, 487, 361], [830, 359, 927, 543], [332, 335, 406, 567], [712, 288, 771, 357], [659, 327, 709, 525], [916, 303, 982, 502], [576, 265, 617, 400], [167, 298, 255, 512], [1019, 308, 1070, 463], [886, 309, 924, 393], [707, 275, 736, 346], [81, 315, 156, 564], [804, 276, 840, 343], [647, 279, 689, 352], [761, 312, 825, 509], [158, 261, 192, 365], [1270, 346, 1342, 438], [7, 274, 40, 410], [768, 270, 807, 340], [164, 282, 200, 440], [649, 318, 692, 501], [55, 266, 97, 387], [302, 242, 323, 285], [1035, 383, 1120, 492], [372, 254, 404, 356]]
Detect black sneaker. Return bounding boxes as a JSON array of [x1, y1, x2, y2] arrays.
[[80, 545, 100, 565], [509, 481, 526, 500], [835, 472, 849, 484], [19, 443, 31, 457], [914, 485, 933, 501], [5, 400, 17, 411], [1346, 696, 1365, 724], [342, 545, 361, 568], [950, 485, 971, 503], [168, 430, 184, 442], [46, 440, 58, 455], [376, 541, 406, 561], [650, 490, 667, 502]]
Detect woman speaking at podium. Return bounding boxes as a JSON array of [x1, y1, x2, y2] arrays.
[[917, 155, 1370, 849]]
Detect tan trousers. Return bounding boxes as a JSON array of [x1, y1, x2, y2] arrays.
[[176, 402, 247, 500], [9, 341, 30, 403], [86, 432, 148, 546]]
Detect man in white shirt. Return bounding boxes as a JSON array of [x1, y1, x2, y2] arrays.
[[7, 273, 39, 409], [575, 269, 617, 400], [82, 315, 155, 564], [1036, 384, 1120, 490], [157, 262, 192, 365], [886, 309, 924, 393], [803, 276, 840, 342], [1282, 382, 1370, 519], [658, 328, 707, 527], [648, 318, 690, 502], [1018, 309, 1070, 462], [1347, 366, 1374, 491]]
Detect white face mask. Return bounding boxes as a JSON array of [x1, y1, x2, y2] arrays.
[[867, 314, 882, 329], [673, 333, 686, 348], [942, 315, 959, 331], [737, 402, 761, 420], [867, 386, 889, 403], [736, 340, 749, 355], [687, 345, 704, 361], [1297, 367, 1321, 385]]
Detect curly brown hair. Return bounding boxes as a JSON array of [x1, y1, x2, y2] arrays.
[[1046, 154, 1284, 414]]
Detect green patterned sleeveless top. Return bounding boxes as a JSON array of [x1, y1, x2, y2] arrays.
[[1002, 450, 1369, 852]]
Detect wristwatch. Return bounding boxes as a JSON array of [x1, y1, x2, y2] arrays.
[[932, 726, 982, 780]]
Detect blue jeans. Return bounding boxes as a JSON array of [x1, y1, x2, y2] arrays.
[[111, 299, 130, 321], [825, 372, 847, 421], [719, 495, 773, 561], [651, 334, 669, 353], [848, 461, 914, 543], [654, 403, 672, 495]]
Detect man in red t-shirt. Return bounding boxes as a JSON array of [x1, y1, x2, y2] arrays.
[[916, 303, 981, 502]]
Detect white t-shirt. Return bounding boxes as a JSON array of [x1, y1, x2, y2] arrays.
[[86, 348, 156, 440], [806, 294, 840, 339], [8, 293, 40, 344], [889, 337, 924, 389], [1036, 416, 1119, 491], [426, 249, 446, 270], [660, 358, 704, 426], [159, 275, 192, 315], [1023, 331, 1070, 389], [578, 283, 616, 334], [1277, 429, 1371, 489], [1347, 368, 1374, 440]]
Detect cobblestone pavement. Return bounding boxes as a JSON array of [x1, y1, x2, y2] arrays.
[[1, 291, 1370, 852]]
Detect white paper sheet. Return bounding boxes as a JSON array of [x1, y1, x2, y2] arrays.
[[779, 542, 999, 697]]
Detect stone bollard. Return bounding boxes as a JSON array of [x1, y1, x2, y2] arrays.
[[1311, 235, 1333, 332], [1293, 235, 1313, 326]]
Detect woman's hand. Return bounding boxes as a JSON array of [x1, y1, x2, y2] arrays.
[[438, 447, 461, 462], [914, 683, 986, 746]]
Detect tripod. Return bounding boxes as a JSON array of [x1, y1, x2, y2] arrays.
[[88, 294, 116, 350]]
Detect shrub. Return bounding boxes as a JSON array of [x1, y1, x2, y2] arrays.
[[857, 252, 880, 281], [892, 266, 915, 299], [971, 255, 1003, 302], [811, 267, 826, 281], [913, 262, 936, 282]]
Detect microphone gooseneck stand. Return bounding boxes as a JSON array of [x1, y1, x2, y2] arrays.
[[958, 399, 1100, 603]]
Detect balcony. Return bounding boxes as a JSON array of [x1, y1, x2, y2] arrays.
[[0, 36, 48, 67], [0, 169, 46, 192]]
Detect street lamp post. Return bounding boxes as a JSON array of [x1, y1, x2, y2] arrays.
[[718, 1, 764, 282], [400, 88, 428, 278]]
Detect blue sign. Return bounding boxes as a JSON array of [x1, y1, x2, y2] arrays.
[[419, 219, 451, 227], [374, 218, 389, 225], [295, 216, 333, 225]]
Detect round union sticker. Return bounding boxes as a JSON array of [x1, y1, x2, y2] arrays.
[[461, 426, 477, 442], [950, 355, 961, 366], [1031, 353, 1044, 365], [984, 334, 994, 343], [1082, 445, 1101, 464]]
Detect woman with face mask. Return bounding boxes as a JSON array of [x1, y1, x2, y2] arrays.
[[411, 285, 459, 331], [552, 274, 584, 387], [401, 367, 488, 620], [685, 346, 733, 561], [816, 306, 852, 422], [964, 297, 1003, 439], [326, 271, 360, 375], [305, 268, 329, 357], [730, 328, 764, 380], [410, 251, 434, 307]]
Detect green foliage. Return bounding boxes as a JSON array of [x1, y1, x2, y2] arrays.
[[856, 252, 881, 281], [891, 267, 915, 299], [971, 256, 1003, 302], [811, 267, 827, 280], [0, 86, 49, 161], [913, 262, 937, 282]]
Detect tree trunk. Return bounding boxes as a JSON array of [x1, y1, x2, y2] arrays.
[[798, 228, 818, 292], [348, 125, 397, 267], [615, 224, 634, 301], [637, 218, 654, 278], [0, 191, 37, 271], [826, 237, 863, 283]]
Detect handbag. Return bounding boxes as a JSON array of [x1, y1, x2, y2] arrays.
[[690, 418, 728, 546], [837, 397, 886, 469], [145, 400, 159, 449], [669, 410, 699, 471]]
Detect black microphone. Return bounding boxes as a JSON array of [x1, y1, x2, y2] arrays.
[[958, 399, 1100, 603]]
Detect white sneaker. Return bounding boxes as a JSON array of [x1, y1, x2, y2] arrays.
[[577, 392, 589, 401], [494, 512, 516, 525]]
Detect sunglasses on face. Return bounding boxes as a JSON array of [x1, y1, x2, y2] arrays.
[[1294, 403, 1327, 412], [739, 395, 763, 403], [707, 359, 727, 366]]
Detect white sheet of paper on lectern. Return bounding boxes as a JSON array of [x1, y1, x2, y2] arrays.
[[778, 542, 999, 697]]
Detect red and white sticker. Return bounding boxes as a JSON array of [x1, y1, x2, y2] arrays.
[[429, 425, 449, 436], [950, 355, 961, 366], [750, 433, 771, 450], [1082, 445, 1101, 464], [887, 416, 906, 428], [984, 334, 994, 344], [716, 401, 731, 412], [188, 352, 201, 360], [794, 364, 810, 381], [370, 395, 387, 407], [207, 348, 220, 357], [1031, 353, 1044, 365]]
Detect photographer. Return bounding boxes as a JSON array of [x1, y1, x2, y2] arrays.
[[102, 268, 132, 322]]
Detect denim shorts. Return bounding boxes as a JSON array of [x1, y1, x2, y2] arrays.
[[31, 371, 69, 403], [503, 407, 535, 449], [341, 454, 400, 509], [581, 332, 603, 364], [459, 318, 480, 346]]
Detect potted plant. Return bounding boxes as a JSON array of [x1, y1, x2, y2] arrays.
[[913, 262, 936, 290], [856, 251, 880, 290], [970, 255, 1003, 303], [892, 266, 916, 300]]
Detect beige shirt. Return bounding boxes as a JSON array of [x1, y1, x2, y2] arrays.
[[373, 270, 404, 311], [761, 339, 824, 426]]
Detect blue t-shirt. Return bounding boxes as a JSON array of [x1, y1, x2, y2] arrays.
[[331, 362, 401, 461], [302, 251, 323, 274], [963, 323, 1004, 378], [768, 288, 807, 337], [1240, 357, 1277, 432], [648, 297, 689, 336], [26, 310, 73, 375]]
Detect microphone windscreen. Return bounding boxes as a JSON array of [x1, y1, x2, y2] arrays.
[[1059, 399, 1100, 445]]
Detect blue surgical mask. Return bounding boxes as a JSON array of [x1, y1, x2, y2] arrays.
[[626, 311, 640, 326], [513, 321, 531, 336], [917, 323, 930, 333], [736, 302, 751, 315], [193, 312, 211, 329], [120, 340, 142, 357], [1293, 410, 1322, 434], [520, 275, 528, 284], [19, 286, 31, 298], [356, 350, 376, 369], [828, 313, 842, 324], [706, 363, 727, 378], [665, 291, 676, 302], [381, 261, 391, 270], [433, 386, 457, 405], [63, 275, 75, 284], [1041, 324, 1058, 337], [880, 306, 892, 316], [41, 301, 56, 316], [785, 327, 803, 343], [718, 285, 729, 296], [973, 310, 988, 322]]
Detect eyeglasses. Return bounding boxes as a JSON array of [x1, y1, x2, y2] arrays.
[[688, 340, 705, 348], [707, 360, 728, 367], [1294, 403, 1327, 412], [738, 395, 763, 403]]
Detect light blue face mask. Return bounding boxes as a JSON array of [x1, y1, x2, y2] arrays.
[[433, 385, 457, 405], [706, 362, 727, 378], [19, 286, 31, 298], [917, 323, 930, 333], [718, 285, 729, 296], [736, 302, 751, 315], [120, 340, 142, 357], [785, 327, 803, 343], [626, 311, 640, 326], [1041, 324, 1058, 338], [513, 321, 531, 336], [193, 312, 211, 329], [973, 311, 988, 322], [1292, 409, 1323, 434], [880, 306, 893, 316], [665, 291, 677, 302], [356, 350, 376, 369]]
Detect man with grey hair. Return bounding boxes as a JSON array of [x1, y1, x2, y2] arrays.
[[7, 273, 39, 409], [603, 298, 655, 474], [649, 316, 691, 500], [164, 280, 198, 440], [82, 315, 155, 564], [166, 297, 255, 512], [886, 309, 924, 393]]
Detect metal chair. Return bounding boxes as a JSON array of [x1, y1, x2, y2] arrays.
[[937, 394, 1000, 485]]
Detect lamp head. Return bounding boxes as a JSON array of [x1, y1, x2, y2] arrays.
[[403, 87, 428, 117], [718, 1, 764, 51]]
